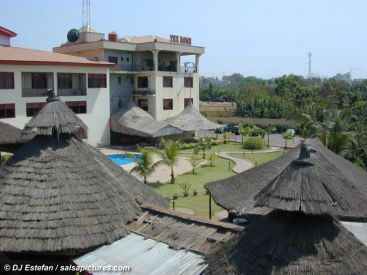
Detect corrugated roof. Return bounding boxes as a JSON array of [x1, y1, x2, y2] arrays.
[[0, 47, 113, 67], [74, 233, 208, 275]]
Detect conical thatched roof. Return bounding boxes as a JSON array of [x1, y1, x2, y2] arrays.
[[110, 103, 182, 137], [165, 103, 222, 131], [0, 122, 22, 145], [204, 210, 367, 275], [205, 139, 367, 221], [0, 97, 168, 253], [22, 94, 88, 138]]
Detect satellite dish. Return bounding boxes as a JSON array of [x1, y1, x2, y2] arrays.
[[67, 29, 79, 43]]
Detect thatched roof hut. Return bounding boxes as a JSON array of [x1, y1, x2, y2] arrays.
[[0, 95, 167, 253], [0, 122, 22, 145], [204, 141, 367, 275], [205, 138, 367, 221]]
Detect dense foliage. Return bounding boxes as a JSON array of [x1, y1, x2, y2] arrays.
[[243, 137, 265, 150], [200, 74, 367, 169]]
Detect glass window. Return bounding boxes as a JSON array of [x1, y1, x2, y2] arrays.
[[57, 73, 73, 89], [163, 99, 173, 110], [26, 102, 45, 117], [0, 103, 15, 118], [184, 77, 193, 88], [108, 56, 118, 64], [163, 76, 173, 88], [88, 74, 107, 88], [66, 101, 87, 114], [32, 73, 48, 89], [0, 72, 14, 89], [137, 77, 148, 88], [138, 99, 148, 111]]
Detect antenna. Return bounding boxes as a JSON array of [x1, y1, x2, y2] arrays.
[[82, 0, 91, 28], [308, 52, 312, 79]]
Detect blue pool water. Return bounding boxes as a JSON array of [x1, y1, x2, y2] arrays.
[[108, 153, 142, 166]]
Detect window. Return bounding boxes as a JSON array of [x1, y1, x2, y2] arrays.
[[32, 73, 48, 89], [26, 102, 44, 117], [57, 73, 72, 89], [118, 76, 122, 84], [66, 101, 87, 114], [138, 99, 148, 111], [126, 57, 130, 62], [184, 77, 193, 88], [163, 76, 173, 88], [88, 74, 107, 88], [137, 77, 148, 88], [108, 56, 118, 64], [120, 57, 124, 62], [0, 103, 15, 118], [0, 72, 14, 89], [184, 98, 193, 108], [163, 99, 173, 110]]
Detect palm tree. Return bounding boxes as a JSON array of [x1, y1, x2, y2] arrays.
[[208, 152, 218, 167], [124, 147, 160, 184], [239, 123, 251, 143], [194, 137, 211, 159], [282, 131, 294, 149], [188, 155, 204, 174], [154, 138, 180, 184]]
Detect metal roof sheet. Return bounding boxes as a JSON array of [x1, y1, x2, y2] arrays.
[[74, 233, 208, 275]]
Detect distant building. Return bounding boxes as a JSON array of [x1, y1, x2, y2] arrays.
[[53, 26, 205, 121], [0, 27, 113, 146], [332, 72, 351, 81]]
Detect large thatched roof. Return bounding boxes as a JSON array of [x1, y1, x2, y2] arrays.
[[0, 122, 22, 145], [165, 103, 222, 131], [204, 210, 367, 275], [0, 97, 168, 253], [205, 139, 367, 221], [110, 103, 182, 137]]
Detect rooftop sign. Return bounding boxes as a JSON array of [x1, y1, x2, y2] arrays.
[[170, 35, 192, 45]]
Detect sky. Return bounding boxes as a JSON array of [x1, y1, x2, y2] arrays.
[[1, 0, 367, 79]]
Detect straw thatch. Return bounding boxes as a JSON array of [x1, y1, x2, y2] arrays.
[[165, 103, 222, 131], [204, 210, 367, 275], [0, 97, 168, 253], [0, 122, 22, 145], [110, 103, 182, 137], [22, 95, 88, 138], [205, 138, 367, 221]]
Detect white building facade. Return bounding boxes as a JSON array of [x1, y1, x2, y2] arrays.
[[53, 29, 205, 122], [0, 46, 112, 146]]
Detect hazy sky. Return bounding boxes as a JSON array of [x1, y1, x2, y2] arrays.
[[1, 0, 367, 79]]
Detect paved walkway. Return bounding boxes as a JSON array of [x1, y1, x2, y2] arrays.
[[218, 152, 254, 173]]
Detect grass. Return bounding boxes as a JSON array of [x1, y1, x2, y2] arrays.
[[181, 142, 243, 153], [231, 150, 286, 166], [151, 155, 236, 218]]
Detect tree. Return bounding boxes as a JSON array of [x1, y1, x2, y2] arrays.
[[188, 155, 204, 174], [208, 152, 218, 167], [282, 131, 294, 149], [125, 146, 160, 184], [194, 137, 212, 159], [239, 123, 251, 143], [154, 139, 180, 184]]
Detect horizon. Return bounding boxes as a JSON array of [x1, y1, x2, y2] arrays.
[[1, 0, 366, 79]]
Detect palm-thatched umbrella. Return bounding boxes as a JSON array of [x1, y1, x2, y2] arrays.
[[0, 122, 23, 155], [205, 138, 367, 221], [0, 93, 167, 257], [204, 142, 367, 274]]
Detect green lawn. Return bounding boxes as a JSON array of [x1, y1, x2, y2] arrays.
[[150, 155, 236, 218], [231, 150, 286, 166], [181, 142, 243, 153]]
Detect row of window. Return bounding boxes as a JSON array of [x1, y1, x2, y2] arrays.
[[0, 72, 107, 89], [137, 76, 194, 89], [108, 56, 130, 64], [0, 101, 87, 119], [137, 98, 193, 111]]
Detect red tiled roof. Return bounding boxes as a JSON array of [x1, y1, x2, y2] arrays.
[[0, 47, 113, 67], [0, 26, 17, 38]]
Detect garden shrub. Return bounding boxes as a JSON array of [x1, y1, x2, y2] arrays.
[[243, 137, 265, 150]]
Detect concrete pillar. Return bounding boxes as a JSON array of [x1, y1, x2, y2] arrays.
[[53, 72, 57, 96], [176, 52, 182, 72], [152, 50, 159, 71], [195, 54, 201, 74]]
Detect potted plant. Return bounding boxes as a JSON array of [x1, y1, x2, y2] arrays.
[[172, 193, 179, 200], [193, 189, 198, 196], [180, 182, 191, 197]]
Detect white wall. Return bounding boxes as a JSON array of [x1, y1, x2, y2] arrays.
[[0, 64, 110, 146]]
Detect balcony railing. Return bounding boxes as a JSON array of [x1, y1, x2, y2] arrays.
[[132, 90, 155, 96], [57, 88, 87, 96], [22, 88, 51, 97], [111, 64, 154, 72]]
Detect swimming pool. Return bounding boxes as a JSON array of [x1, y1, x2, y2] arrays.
[[107, 153, 142, 166]]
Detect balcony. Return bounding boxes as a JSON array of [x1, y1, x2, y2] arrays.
[[111, 64, 154, 72], [22, 88, 49, 97], [57, 88, 87, 96], [132, 90, 155, 96]]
